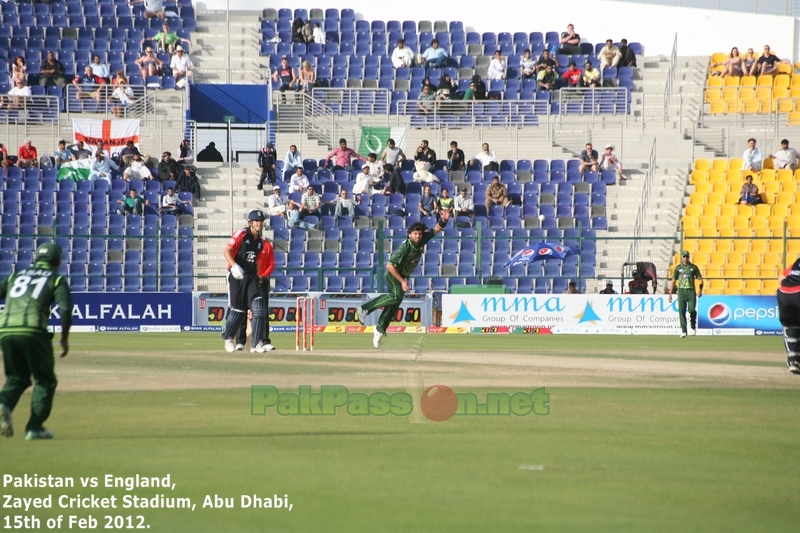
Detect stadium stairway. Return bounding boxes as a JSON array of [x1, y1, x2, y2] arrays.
[[191, 9, 265, 84]]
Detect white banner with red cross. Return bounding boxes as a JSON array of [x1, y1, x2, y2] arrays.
[[72, 118, 140, 156]]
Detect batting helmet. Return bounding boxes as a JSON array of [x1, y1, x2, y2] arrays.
[[248, 209, 266, 221], [34, 242, 62, 264]]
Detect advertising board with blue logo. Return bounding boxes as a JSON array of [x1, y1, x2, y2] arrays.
[[698, 295, 781, 335]]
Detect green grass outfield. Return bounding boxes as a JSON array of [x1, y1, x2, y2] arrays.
[[2, 333, 799, 532]]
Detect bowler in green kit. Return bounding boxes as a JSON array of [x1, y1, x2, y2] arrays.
[[357, 210, 450, 348], [668, 250, 704, 338], [0, 243, 71, 440]]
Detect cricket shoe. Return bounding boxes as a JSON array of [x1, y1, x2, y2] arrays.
[[24, 429, 53, 440], [0, 403, 12, 438], [689, 328, 697, 336], [788, 360, 800, 375], [356, 306, 367, 325], [251, 343, 276, 353], [224, 339, 235, 353], [235, 344, 244, 351], [680, 332, 687, 338], [373, 329, 384, 349]]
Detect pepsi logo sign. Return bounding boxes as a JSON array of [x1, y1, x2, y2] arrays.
[[708, 303, 730, 326], [521, 249, 535, 258], [538, 248, 553, 256]]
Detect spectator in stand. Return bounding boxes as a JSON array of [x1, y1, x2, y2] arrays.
[[136, 47, 164, 78], [39, 52, 67, 88], [756, 45, 780, 76], [267, 185, 287, 216], [257, 143, 277, 189], [711, 47, 743, 78], [110, 71, 132, 118], [324, 138, 365, 172], [417, 85, 438, 115], [298, 61, 315, 94], [581, 61, 601, 87], [597, 40, 621, 70], [130, 0, 166, 19], [579, 143, 599, 174], [419, 39, 448, 71], [170, 46, 193, 87], [471, 74, 487, 100], [353, 165, 381, 201], [302, 21, 314, 44], [325, 189, 356, 218], [447, 141, 465, 172], [363, 152, 382, 178], [471, 143, 498, 172], [437, 188, 454, 221], [286, 198, 316, 230], [600, 144, 625, 181], [176, 139, 193, 166], [381, 164, 406, 195], [436, 74, 456, 101], [157, 151, 182, 182], [599, 281, 617, 294], [564, 281, 580, 294], [562, 61, 582, 88], [463, 80, 478, 101], [419, 77, 434, 92], [67, 140, 91, 160], [197, 142, 223, 162], [161, 187, 190, 215], [116, 188, 149, 215], [291, 17, 305, 44], [520, 49, 536, 79], [53, 140, 72, 169], [391, 39, 415, 68], [123, 153, 152, 181], [90, 55, 111, 83], [537, 64, 557, 91], [769, 139, 800, 171], [557, 24, 581, 55], [283, 144, 302, 179], [414, 140, 437, 166], [381, 138, 406, 167], [454, 187, 474, 220], [272, 57, 297, 100], [738, 175, 762, 205], [487, 51, 506, 81], [0, 143, 8, 172], [289, 166, 309, 193], [73, 66, 102, 105], [299, 185, 322, 222], [148, 22, 191, 55], [742, 48, 757, 76], [534, 49, 559, 74], [1, 78, 31, 110], [628, 270, 649, 294], [618, 39, 637, 68], [418, 185, 438, 218], [119, 140, 142, 167], [312, 22, 325, 45], [11, 56, 26, 86], [17, 139, 38, 169], [177, 166, 202, 200], [485, 175, 510, 211], [743, 138, 763, 172], [89, 150, 118, 184]]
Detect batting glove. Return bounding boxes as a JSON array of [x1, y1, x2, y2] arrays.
[[230, 264, 245, 280]]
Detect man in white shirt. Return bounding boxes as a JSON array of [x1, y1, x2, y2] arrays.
[[391, 39, 414, 68], [89, 150, 119, 184], [454, 187, 475, 220], [161, 187, 186, 215], [169, 46, 193, 86], [742, 138, 763, 172], [326, 190, 356, 218], [769, 138, 800, 171], [597, 40, 621, 70], [123, 153, 152, 180], [353, 166, 381, 201], [283, 145, 302, 179], [312, 23, 325, 45], [289, 166, 309, 193], [130, 0, 165, 19], [487, 51, 506, 80], [470, 143, 498, 172], [267, 185, 287, 216], [2, 78, 31, 110], [299, 185, 322, 220], [600, 144, 624, 181]]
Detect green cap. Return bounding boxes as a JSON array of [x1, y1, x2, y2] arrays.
[[681, 250, 690, 257], [34, 243, 62, 264]]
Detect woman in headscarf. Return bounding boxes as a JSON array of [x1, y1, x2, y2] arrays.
[[471, 74, 487, 100]]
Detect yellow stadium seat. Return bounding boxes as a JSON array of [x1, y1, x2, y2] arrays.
[[763, 157, 774, 170], [718, 228, 736, 238], [777, 168, 794, 182], [791, 204, 800, 216], [759, 264, 779, 278], [709, 101, 727, 114], [743, 280, 762, 294], [727, 251, 745, 264], [685, 204, 702, 217], [755, 204, 772, 217], [723, 280, 744, 294], [753, 228, 773, 238], [731, 238, 750, 253], [705, 88, 722, 104], [711, 159, 727, 171], [755, 86, 772, 100], [758, 98, 773, 113], [722, 87, 738, 104], [792, 74, 800, 86], [708, 170, 725, 183], [789, 240, 800, 254], [735, 204, 754, 217], [701, 228, 718, 238], [760, 169, 776, 182], [777, 96, 795, 114], [725, 171, 741, 183], [681, 215, 698, 229], [694, 182, 711, 194], [705, 265, 722, 278], [787, 215, 800, 229], [716, 217, 733, 230], [701, 204, 720, 217], [724, 75, 740, 87], [741, 75, 757, 87], [773, 87, 789, 100], [698, 216, 717, 229], [691, 169, 709, 183], [711, 52, 726, 64], [706, 239, 724, 252], [762, 280, 780, 293], [694, 159, 710, 171], [684, 238, 699, 252], [769, 215, 787, 231], [733, 215, 751, 229], [719, 204, 737, 218], [707, 192, 724, 205], [750, 240, 769, 253], [692, 252, 709, 266], [728, 158, 743, 172], [787, 111, 800, 125], [709, 251, 726, 265], [744, 251, 763, 265], [722, 265, 741, 278], [684, 228, 701, 238], [751, 216, 768, 229], [791, 87, 800, 98], [775, 74, 791, 88], [707, 279, 724, 293], [737, 228, 754, 238], [689, 192, 706, 205], [778, 63, 793, 75], [738, 87, 755, 101], [741, 263, 759, 275], [781, 183, 798, 196], [764, 181, 781, 195], [711, 182, 729, 194], [757, 74, 773, 86], [776, 192, 795, 205], [767, 240, 784, 254], [724, 192, 741, 204]]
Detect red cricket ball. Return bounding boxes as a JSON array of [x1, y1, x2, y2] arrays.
[[420, 385, 458, 422]]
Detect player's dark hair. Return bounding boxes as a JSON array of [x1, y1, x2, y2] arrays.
[[407, 222, 427, 234]]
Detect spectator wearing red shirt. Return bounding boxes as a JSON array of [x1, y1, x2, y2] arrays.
[[17, 138, 38, 169], [562, 62, 582, 88]]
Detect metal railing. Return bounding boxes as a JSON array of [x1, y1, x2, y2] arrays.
[[64, 84, 148, 116], [627, 138, 658, 264], [396, 98, 549, 126], [197, 68, 270, 85], [557, 88, 631, 123], [310, 87, 391, 115], [665, 33, 678, 116], [0, 95, 60, 124]]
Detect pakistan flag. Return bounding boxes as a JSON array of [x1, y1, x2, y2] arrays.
[[358, 127, 406, 155], [57, 159, 92, 182]]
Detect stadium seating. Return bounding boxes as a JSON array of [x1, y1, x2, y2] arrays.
[[705, 51, 796, 115]]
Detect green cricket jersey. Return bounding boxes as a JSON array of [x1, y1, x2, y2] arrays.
[[388, 230, 435, 278], [0, 261, 72, 337], [672, 262, 703, 291]]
